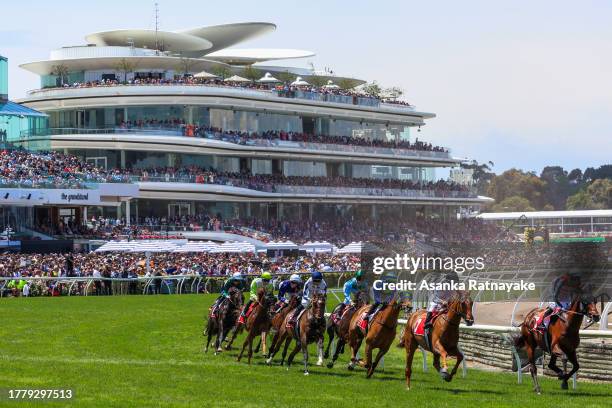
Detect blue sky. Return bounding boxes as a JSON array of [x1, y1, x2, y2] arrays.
[[1, 0, 610, 174]]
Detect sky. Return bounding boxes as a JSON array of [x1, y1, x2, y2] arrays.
[[1, 0, 610, 175]]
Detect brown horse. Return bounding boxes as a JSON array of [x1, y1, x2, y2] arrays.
[[403, 292, 474, 389], [267, 295, 300, 359], [324, 291, 369, 368], [515, 295, 600, 393], [204, 287, 243, 354], [267, 293, 327, 375], [347, 295, 411, 378], [236, 288, 275, 364]]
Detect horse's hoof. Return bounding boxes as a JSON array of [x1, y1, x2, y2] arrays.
[[323, 353, 329, 359], [266, 358, 272, 365], [561, 381, 568, 390], [316, 360, 323, 366], [347, 364, 355, 371], [216, 348, 223, 353], [326, 362, 334, 369], [440, 370, 451, 382], [304, 371, 309, 376]]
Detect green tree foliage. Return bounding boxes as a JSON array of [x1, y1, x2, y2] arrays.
[[461, 160, 495, 195], [491, 196, 535, 212], [337, 78, 360, 90], [210, 66, 233, 80], [486, 169, 549, 210], [539, 166, 576, 210], [50, 64, 69, 86], [307, 75, 327, 87], [566, 179, 612, 210], [361, 81, 382, 97], [242, 65, 262, 82], [114, 58, 137, 83]]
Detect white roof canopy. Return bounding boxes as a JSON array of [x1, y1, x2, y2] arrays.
[[258, 72, 280, 83], [291, 76, 310, 86], [223, 74, 251, 83]]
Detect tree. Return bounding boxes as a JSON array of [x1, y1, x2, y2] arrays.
[[486, 168, 549, 210], [383, 86, 404, 100], [50, 64, 69, 86], [491, 196, 535, 212], [568, 168, 583, 184], [337, 78, 360, 90], [175, 57, 195, 77], [461, 160, 495, 194], [306, 74, 326, 87], [540, 166, 572, 210], [242, 65, 262, 82], [209, 65, 233, 80], [566, 179, 612, 210], [114, 58, 137, 83], [361, 81, 382, 97]]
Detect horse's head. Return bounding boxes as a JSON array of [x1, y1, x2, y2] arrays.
[[575, 292, 600, 323], [311, 293, 327, 320], [227, 286, 243, 307], [448, 291, 474, 326]]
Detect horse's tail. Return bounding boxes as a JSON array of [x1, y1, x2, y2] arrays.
[[511, 332, 525, 349]]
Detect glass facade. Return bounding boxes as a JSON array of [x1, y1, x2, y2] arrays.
[[0, 55, 7, 102]]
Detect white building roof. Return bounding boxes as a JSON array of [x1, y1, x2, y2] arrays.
[[477, 209, 612, 220]]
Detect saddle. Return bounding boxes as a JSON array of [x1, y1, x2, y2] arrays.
[[245, 302, 257, 319], [331, 304, 354, 325], [412, 311, 441, 336], [355, 306, 383, 335], [533, 307, 562, 334]]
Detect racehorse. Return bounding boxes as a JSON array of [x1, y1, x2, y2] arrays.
[[267, 293, 327, 375], [236, 288, 276, 364], [324, 291, 369, 368], [204, 287, 243, 354], [514, 295, 600, 393], [267, 295, 300, 359], [347, 295, 411, 378], [403, 292, 474, 389]]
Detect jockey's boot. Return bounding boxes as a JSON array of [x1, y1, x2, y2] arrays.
[[537, 308, 553, 330], [424, 312, 433, 332], [238, 300, 252, 325]]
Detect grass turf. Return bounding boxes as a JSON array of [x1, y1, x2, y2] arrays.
[[0, 295, 610, 408]]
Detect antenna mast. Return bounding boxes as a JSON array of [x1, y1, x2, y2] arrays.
[[154, 2, 160, 54]]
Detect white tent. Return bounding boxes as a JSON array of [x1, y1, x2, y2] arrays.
[[193, 70, 219, 79], [337, 241, 381, 254], [130, 241, 178, 253], [212, 241, 256, 253], [223, 75, 251, 83], [266, 240, 298, 250], [173, 241, 220, 253], [299, 241, 334, 253], [258, 72, 281, 83], [323, 80, 340, 89], [94, 241, 138, 252], [291, 76, 310, 86]]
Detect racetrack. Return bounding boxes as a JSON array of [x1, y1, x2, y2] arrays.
[[0, 295, 610, 408]]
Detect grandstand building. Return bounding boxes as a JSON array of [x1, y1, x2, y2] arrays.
[[16, 21, 491, 231]]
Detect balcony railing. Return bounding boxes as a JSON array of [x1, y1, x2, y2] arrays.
[[20, 128, 453, 160]]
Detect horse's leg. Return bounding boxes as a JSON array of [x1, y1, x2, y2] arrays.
[[449, 348, 463, 380], [432, 353, 441, 372], [286, 341, 301, 368], [237, 332, 251, 362], [437, 346, 451, 382], [204, 320, 213, 353], [225, 323, 239, 350], [324, 324, 334, 359], [366, 348, 386, 379], [280, 335, 292, 366], [328, 337, 344, 369], [302, 337, 310, 375], [561, 349, 579, 390], [526, 340, 541, 394], [261, 331, 268, 356], [247, 334, 254, 365], [547, 353, 563, 379], [405, 337, 418, 390], [267, 331, 279, 360], [348, 336, 363, 371], [362, 342, 373, 370], [215, 319, 224, 353], [316, 336, 324, 366], [254, 336, 262, 354]]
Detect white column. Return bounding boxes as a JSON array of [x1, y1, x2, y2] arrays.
[[82, 206, 88, 225], [125, 200, 131, 226]]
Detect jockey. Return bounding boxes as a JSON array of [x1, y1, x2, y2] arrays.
[[277, 274, 303, 305], [337, 270, 367, 315], [424, 271, 459, 331], [537, 272, 582, 330], [211, 272, 245, 315], [238, 272, 274, 324], [288, 271, 327, 327], [359, 272, 396, 331]]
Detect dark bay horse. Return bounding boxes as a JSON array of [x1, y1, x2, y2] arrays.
[[267, 293, 327, 374], [515, 296, 600, 393], [236, 288, 275, 364], [348, 295, 411, 378], [403, 292, 474, 389], [324, 291, 369, 368], [204, 287, 243, 354], [267, 295, 300, 360]]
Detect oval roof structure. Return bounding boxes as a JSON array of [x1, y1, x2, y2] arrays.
[[205, 48, 315, 65], [85, 29, 213, 53], [178, 22, 276, 54]]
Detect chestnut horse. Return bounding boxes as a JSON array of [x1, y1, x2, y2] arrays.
[[403, 292, 474, 389], [324, 291, 369, 368], [515, 295, 600, 393], [347, 295, 411, 378], [204, 286, 243, 354], [236, 288, 275, 364], [267, 293, 327, 375], [267, 295, 300, 359]]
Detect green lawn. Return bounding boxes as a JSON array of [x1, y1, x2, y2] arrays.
[[0, 295, 610, 407]]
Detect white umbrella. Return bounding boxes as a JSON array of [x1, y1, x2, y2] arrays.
[[173, 241, 219, 253], [95, 241, 138, 252], [258, 72, 281, 83], [224, 75, 251, 83], [337, 241, 381, 254], [130, 241, 178, 253], [323, 80, 340, 89], [212, 241, 256, 253], [193, 70, 219, 79], [291, 76, 310, 86], [266, 240, 298, 250]]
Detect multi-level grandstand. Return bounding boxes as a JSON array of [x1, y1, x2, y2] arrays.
[[8, 21, 491, 244]]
